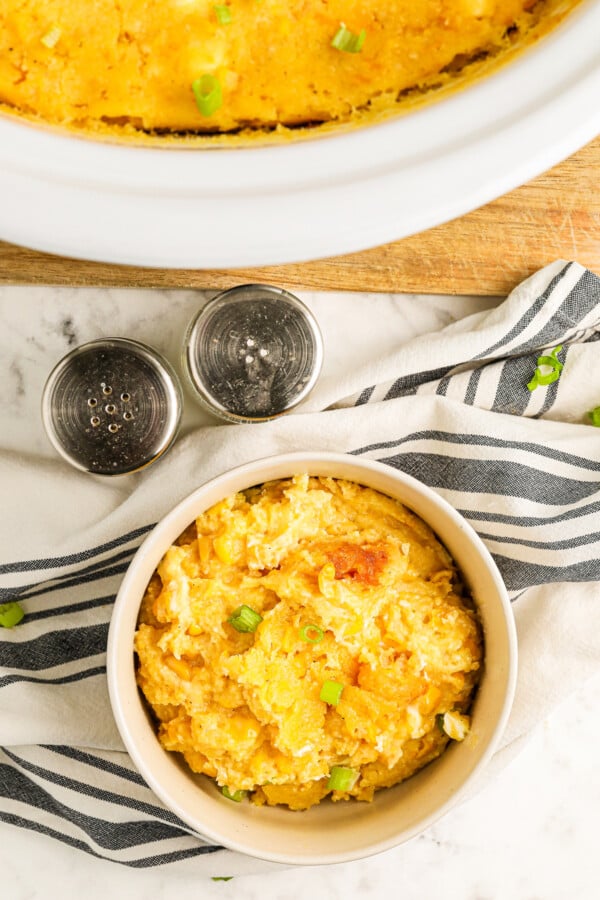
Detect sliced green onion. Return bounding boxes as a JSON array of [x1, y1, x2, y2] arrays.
[[529, 368, 561, 391], [435, 713, 446, 734], [527, 345, 564, 391], [536, 355, 564, 371], [221, 786, 247, 802], [192, 74, 223, 117], [212, 877, 234, 882], [320, 679, 344, 706], [327, 765, 358, 792], [331, 23, 366, 54], [587, 406, 600, 427], [300, 623, 324, 644], [536, 368, 561, 385], [228, 604, 263, 633], [0, 601, 24, 628], [214, 4, 232, 24]]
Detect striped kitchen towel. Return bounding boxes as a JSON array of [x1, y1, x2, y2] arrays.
[[1, 259, 599, 874]]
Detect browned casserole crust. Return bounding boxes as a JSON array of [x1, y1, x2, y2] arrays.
[[0, 0, 578, 143]]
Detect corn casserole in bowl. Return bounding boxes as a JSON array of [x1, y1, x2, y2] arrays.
[[107, 452, 517, 864]]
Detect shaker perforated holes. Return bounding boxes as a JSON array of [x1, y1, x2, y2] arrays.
[[42, 338, 182, 475], [184, 284, 323, 423]]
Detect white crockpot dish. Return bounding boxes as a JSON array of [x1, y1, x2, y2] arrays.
[[0, 0, 599, 268], [107, 452, 517, 865]]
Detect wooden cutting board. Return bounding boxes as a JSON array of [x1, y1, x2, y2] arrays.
[[1, 136, 599, 296]]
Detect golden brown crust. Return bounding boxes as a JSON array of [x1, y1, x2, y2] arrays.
[[0, 0, 579, 143]]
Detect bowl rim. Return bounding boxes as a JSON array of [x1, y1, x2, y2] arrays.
[[107, 451, 518, 865], [0, 0, 598, 266]]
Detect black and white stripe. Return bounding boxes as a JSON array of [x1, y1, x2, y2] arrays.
[[351, 262, 600, 416], [352, 428, 600, 594], [0, 520, 226, 865], [0, 746, 219, 867], [0, 537, 149, 698]]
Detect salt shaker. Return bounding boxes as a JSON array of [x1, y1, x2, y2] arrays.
[[42, 337, 182, 475], [183, 284, 323, 423]]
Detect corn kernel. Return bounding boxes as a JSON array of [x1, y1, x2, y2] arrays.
[[440, 711, 470, 741], [421, 685, 442, 713], [198, 535, 212, 566], [41, 26, 61, 48], [152, 596, 169, 621], [213, 533, 236, 564], [345, 617, 363, 636], [165, 656, 192, 680], [281, 626, 298, 653], [318, 562, 336, 595]]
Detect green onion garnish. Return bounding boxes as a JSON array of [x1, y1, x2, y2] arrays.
[[0, 601, 24, 628], [228, 604, 263, 633], [300, 623, 324, 644], [192, 74, 223, 117], [536, 354, 564, 370], [331, 24, 366, 54], [320, 679, 344, 706], [212, 877, 234, 882], [527, 345, 564, 392], [221, 786, 247, 802], [587, 406, 600, 427], [327, 765, 358, 792], [527, 368, 560, 390], [214, 4, 232, 24]]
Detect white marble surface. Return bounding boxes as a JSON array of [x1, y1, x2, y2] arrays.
[[1, 285, 598, 899]]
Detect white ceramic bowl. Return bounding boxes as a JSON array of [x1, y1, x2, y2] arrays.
[[107, 451, 517, 865], [0, 1, 599, 268]]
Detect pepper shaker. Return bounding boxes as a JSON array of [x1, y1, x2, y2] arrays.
[[42, 337, 182, 475], [183, 284, 323, 423]]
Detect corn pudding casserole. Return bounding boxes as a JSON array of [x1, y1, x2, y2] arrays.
[[135, 475, 483, 810], [0, 0, 577, 138]]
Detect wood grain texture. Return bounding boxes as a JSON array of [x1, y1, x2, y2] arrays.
[[1, 136, 599, 296]]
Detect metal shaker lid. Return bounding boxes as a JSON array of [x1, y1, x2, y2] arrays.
[[42, 338, 182, 475], [184, 284, 323, 423]]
